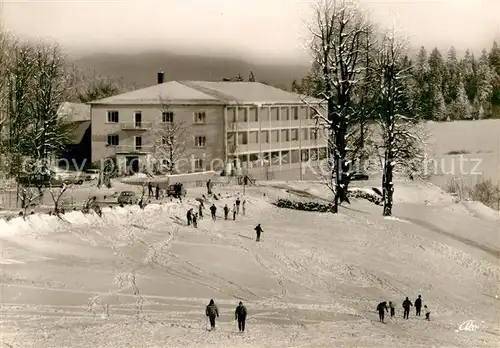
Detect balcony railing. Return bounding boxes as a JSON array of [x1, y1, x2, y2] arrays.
[[115, 145, 155, 154], [121, 122, 153, 131]]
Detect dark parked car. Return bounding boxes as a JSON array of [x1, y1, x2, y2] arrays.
[[117, 191, 138, 204], [350, 171, 369, 181], [166, 184, 187, 197]]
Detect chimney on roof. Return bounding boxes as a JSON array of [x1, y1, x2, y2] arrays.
[[157, 71, 164, 84]]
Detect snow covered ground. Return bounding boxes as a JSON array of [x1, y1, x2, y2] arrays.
[[1, 180, 499, 347]]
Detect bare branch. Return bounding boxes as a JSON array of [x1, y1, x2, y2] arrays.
[[48, 183, 70, 218], [150, 96, 189, 174]]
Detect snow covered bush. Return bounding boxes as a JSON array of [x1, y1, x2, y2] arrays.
[[348, 188, 382, 205], [273, 198, 334, 212]]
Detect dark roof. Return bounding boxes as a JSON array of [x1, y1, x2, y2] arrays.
[[64, 120, 90, 144]]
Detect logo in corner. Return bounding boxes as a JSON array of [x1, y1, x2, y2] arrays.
[[455, 320, 482, 332]]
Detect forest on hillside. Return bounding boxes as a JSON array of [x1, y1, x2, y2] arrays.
[[292, 43, 500, 121]]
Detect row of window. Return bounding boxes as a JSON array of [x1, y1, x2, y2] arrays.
[[228, 106, 317, 123], [232, 128, 321, 145], [231, 147, 328, 166], [106, 110, 206, 124], [160, 158, 204, 170], [107, 135, 207, 147], [106, 107, 319, 125]]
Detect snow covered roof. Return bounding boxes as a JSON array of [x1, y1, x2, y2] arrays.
[[89, 81, 222, 105], [57, 102, 91, 122], [89, 81, 321, 106]]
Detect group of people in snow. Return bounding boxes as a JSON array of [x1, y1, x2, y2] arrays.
[[377, 295, 429, 323], [205, 299, 248, 332], [185, 192, 264, 241]]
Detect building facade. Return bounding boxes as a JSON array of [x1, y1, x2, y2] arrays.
[[90, 78, 327, 177]]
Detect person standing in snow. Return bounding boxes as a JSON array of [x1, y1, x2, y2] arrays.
[[186, 208, 193, 226], [414, 295, 422, 316], [206, 179, 212, 195], [198, 202, 204, 220], [255, 223, 263, 242], [377, 301, 389, 323], [235, 197, 241, 214], [234, 301, 247, 332], [192, 213, 198, 228], [388, 301, 395, 318], [155, 184, 160, 200], [148, 182, 153, 197], [210, 204, 217, 221], [402, 297, 413, 320], [242, 200, 246, 215], [424, 305, 430, 320], [233, 204, 237, 220], [205, 299, 219, 330], [223, 204, 229, 220]]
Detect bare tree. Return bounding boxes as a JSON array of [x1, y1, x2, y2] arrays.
[[307, 0, 372, 213], [152, 98, 188, 174], [138, 181, 147, 210], [372, 28, 425, 216], [5, 41, 35, 178], [19, 185, 42, 218], [48, 183, 70, 218], [76, 75, 121, 103], [27, 42, 71, 161]]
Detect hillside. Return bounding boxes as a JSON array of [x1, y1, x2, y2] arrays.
[[1, 179, 498, 347], [72, 51, 310, 90]]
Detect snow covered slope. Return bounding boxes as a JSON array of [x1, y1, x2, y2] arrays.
[[0, 182, 498, 347]]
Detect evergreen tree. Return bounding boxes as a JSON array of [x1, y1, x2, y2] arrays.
[[413, 46, 432, 119], [474, 50, 495, 118], [248, 71, 256, 82], [450, 80, 472, 120], [460, 49, 477, 103], [488, 41, 500, 76], [291, 79, 301, 93], [488, 42, 500, 114], [432, 85, 447, 121], [444, 46, 460, 104], [427, 48, 446, 119], [428, 47, 445, 87]]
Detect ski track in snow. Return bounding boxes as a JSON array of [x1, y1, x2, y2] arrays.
[[0, 183, 499, 347]]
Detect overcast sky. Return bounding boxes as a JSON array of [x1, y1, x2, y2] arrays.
[[2, 0, 499, 63]]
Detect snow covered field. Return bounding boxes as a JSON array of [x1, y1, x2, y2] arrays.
[[424, 119, 500, 187], [1, 180, 499, 347]]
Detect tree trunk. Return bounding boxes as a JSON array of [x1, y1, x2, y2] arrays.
[[335, 118, 350, 207], [382, 152, 394, 216]]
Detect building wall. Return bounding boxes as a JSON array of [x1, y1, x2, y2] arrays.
[[225, 104, 328, 171], [91, 104, 225, 173]]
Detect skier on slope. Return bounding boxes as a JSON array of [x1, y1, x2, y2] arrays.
[[377, 301, 389, 323], [235, 196, 241, 214], [424, 305, 430, 321], [402, 297, 413, 320], [388, 301, 395, 318], [234, 301, 247, 332], [414, 295, 422, 316], [223, 204, 230, 220], [205, 299, 219, 330], [186, 208, 193, 226], [254, 223, 263, 242], [192, 212, 198, 228], [198, 201, 204, 219], [210, 204, 217, 221]]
